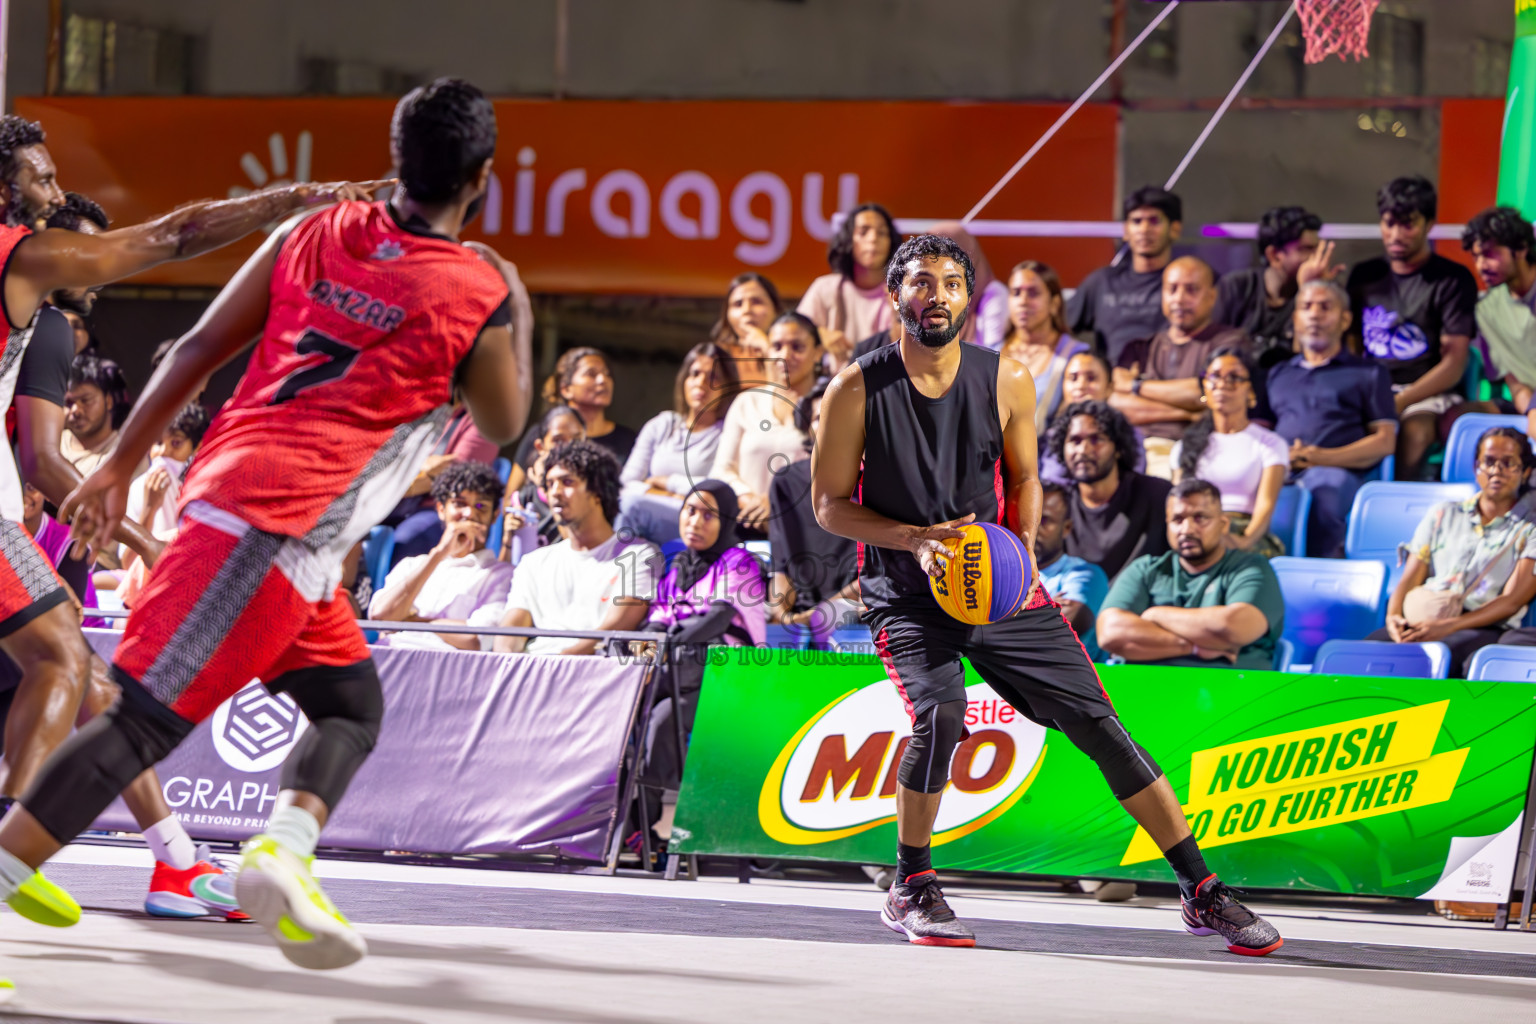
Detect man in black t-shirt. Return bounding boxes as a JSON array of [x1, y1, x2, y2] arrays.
[[1214, 205, 1344, 368], [1066, 186, 1180, 365], [1049, 399, 1171, 579], [1346, 176, 1478, 480]]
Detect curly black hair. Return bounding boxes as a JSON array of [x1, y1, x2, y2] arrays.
[[45, 192, 109, 233], [1046, 399, 1140, 478], [884, 233, 975, 298], [0, 115, 45, 183], [826, 202, 901, 279], [544, 439, 622, 526], [168, 402, 211, 449], [431, 459, 503, 505], [68, 353, 130, 429], [1461, 206, 1536, 259], [1377, 175, 1437, 222], [1256, 205, 1321, 258], [391, 78, 496, 204]]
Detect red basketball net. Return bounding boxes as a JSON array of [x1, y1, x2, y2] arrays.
[[1296, 0, 1380, 63]]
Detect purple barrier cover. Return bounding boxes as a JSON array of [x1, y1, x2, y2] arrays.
[[86, 631, 646, 862]]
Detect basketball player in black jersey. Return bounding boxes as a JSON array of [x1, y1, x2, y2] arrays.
[[812, 234, 1281, 956]]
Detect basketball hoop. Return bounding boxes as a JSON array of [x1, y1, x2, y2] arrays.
[[1296, 0, 1380, 63]]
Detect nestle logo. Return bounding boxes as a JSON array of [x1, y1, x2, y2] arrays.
[[1468, 861, 1493, 886]]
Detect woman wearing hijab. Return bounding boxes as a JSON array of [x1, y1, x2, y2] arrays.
[[638, 480, 766, 794]]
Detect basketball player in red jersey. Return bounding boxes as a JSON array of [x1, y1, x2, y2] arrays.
[[812, 234, 1281, 956], [0, 113, 383, 932], [0, 79, 532, 974]]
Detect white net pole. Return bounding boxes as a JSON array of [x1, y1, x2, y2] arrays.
[[960, 0, 1183, 226], [1162, 2, 1298, 191]]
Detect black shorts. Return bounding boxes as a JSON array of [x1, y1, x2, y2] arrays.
[[865, 601, 1115, 726]]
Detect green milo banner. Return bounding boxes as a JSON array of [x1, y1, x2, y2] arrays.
[[671, 654, 1536, 900], [1499, 1, 1536, 218]]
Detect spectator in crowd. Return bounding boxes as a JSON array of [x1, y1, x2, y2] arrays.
[[63, 353, 139, 478], [798, 202, 901, 372], [709, 272, 781, 381], [1462, 207, 1536, 426], [1347, 175, 1478, 480], [495, 440, 659, 656], [120, 402, 209, 569], [930, 221, 1009, 351], [44, 192, 108, 332], [619, 342, 739, 545], [21, 483, 102, 627], [1114, 256, 1249, 478], [369, 461, 514, 652], [1000, 260, 1087, 432], [511, 347, 636, 489], [502, 405, 586, 555], [384, 404, 502, 565], [711, 312, 822, 536], [1067, 185, 1181, 364], [1171, 348, 1289, 556], [635, 479, 767, 795], [1268, 280, 1398, 557], [1369, 428, 1536, 676], [1214, 205, 1343, 368], [1098, 479, 1286, 670], [1038, 351, 1146, 485], [1048, 399, 1171, 579], [769, 381, 860, 644], [1035, 480, 1109, 659]]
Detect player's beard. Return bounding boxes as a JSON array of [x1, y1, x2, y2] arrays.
[[899, 304, 968, 348], [3, 185, 46, 228]]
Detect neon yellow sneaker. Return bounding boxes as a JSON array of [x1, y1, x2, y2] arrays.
[[0, 977, 14, 1003], [235, 836, 365, 970], [6, 871, 80, 927]]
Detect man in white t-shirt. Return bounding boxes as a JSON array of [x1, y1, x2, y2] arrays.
[[496, 440, 659, 655], [370, 461, 513, 652]]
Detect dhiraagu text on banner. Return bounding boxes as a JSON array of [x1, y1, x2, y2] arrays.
[[670, 653, 1536, 900]]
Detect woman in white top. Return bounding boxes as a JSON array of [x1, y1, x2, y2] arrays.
[[618, 342, 741, 544], [710, 312, 824, 536], [1171, 347, 1290, 556], [999, 260, 1088, 433], [797, 203, 901, 374]]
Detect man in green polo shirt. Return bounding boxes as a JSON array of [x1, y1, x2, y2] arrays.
[[1097, 478, 1285, 669]]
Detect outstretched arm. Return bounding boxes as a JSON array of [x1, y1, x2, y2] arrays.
[[60, 223, 286, 555], [458, 243, 534, 446], [4, 180, 388, 329]]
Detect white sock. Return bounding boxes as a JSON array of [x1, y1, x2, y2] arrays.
[[263, 806, 321, 860], [143, 815, 197, 870], [0, 846, 34, 900]]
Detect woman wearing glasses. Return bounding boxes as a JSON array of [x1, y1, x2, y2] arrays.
[[1368, 426, 1536, 677], [1170, 347, 1289, 556]]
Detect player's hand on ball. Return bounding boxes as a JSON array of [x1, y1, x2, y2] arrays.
[[910, 513, 976, 578], [60, 460, 133, 562]]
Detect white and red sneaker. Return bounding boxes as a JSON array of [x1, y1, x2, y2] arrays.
[[144, 845, 248, 921]]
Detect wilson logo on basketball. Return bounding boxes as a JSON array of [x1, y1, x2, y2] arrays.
[[961, 541, 984, 611], [757, 680, 1046, 845]]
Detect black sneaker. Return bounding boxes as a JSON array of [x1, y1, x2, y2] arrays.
[[880, 870, 975, 947], [1181, 875, 1283, 956]]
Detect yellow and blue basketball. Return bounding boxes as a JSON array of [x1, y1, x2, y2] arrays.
[[928, 521, 1032, 625]]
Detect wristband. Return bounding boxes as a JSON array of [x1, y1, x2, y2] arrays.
[[1130, 378, 1144, 396]]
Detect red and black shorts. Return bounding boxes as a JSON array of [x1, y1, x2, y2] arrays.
[[0, 518, 69, 641], [864, 598, 1115, 726], [114, 504, 370, 725]]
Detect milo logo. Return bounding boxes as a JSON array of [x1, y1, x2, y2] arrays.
[[758, 680, 1046, 845], [961, 540, 984, 611]]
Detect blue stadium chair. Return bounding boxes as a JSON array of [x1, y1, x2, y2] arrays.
[[1311, 639, 1451, 679], [764, 624, 804, 649], [362, 525, 395, 593], [660, 538, 688, 571], [1442, 413, 1530, 484], [1271, 557, 1386, 664], [485, 459, 516, 557], [494, 457, 513, 485], [1466, 644, 1536, 683], [1344, 482, 1476, 593], [1269, 485, 1310, 557], [1360, 454, 1395, 482], [1274, 637, 1294, 673]]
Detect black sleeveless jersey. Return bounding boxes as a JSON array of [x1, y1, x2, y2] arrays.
[[855, 342, 1004, 609]]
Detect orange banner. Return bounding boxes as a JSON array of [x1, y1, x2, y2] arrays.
[[16, 97, 1117, 294]]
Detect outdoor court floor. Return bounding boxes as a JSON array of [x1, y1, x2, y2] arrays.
[[0, 843, 1532, 1023]]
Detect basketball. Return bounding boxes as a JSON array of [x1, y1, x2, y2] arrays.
[[928, 521, 1032, 625]]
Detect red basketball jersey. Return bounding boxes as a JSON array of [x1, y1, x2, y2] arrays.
[[0, 224, 41, 522], [181, 201, 508, 553]]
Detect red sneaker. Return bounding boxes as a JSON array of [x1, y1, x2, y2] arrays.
[[144, 847, 248, 921]]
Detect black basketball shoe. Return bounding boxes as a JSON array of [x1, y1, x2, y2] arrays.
[[880, 870, 975, 947], [1181, 874, 1283, 956]]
